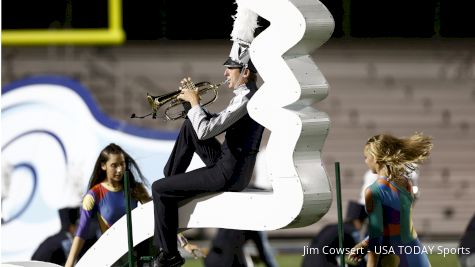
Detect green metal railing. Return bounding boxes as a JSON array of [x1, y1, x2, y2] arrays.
[[124, 170, 136, 267], [123, 171, 155, 267], [335, 162, 345, 267]]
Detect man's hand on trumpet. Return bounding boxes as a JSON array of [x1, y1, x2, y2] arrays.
[[177, 77, 200, 107]]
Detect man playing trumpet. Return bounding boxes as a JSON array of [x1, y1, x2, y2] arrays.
[[150, 6, 264, 266]]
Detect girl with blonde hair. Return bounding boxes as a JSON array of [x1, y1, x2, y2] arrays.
[[359, 133, 433, 267], [364, 133, 432, 267]]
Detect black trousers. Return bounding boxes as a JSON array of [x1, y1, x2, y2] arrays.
[[151, 119, 227, 254], [205, 230, 278, 267], [204, 229, 247, 267]]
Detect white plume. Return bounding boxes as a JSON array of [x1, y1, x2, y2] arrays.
[[230, 1, 259, 45]]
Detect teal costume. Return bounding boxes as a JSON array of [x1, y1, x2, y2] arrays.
[[367, 177, 431, 267]]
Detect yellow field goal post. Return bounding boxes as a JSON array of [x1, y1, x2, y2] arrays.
[[2, 0, 125, 45]]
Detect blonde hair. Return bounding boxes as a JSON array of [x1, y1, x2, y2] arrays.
[[365, 133, 433, 179]]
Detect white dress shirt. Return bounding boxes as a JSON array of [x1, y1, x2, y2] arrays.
[[187, 84, 251, 140]]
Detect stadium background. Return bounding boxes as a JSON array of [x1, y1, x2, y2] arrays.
[[2, 0, 475, 266]]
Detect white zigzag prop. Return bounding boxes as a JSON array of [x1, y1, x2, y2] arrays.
[[245, 0, 335, 227]]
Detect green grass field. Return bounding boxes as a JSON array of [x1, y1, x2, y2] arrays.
[[183, 253, 459, 267]]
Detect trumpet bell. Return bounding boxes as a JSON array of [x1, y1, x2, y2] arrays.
[[146, 94, 158, 118]]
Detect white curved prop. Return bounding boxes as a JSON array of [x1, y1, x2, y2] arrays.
[[76, 0, 334, 266], [178, 0, 334, 230]]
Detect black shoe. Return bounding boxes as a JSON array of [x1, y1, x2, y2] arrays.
[[152, 251, 185, 267]]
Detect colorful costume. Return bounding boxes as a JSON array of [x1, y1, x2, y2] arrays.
[[76, 183, 136, 238], [366, 177, 431, 267]]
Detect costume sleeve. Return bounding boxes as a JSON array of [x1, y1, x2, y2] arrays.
[[187, 89, 250, 140], [365, 185, 383, 252], [75, 191, 97, 239]]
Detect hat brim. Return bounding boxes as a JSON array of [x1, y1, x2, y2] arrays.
[[223, 57, 257, 73], [223, 57, 243, 68]]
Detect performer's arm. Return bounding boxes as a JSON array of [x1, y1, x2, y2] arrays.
[[367, 251, 379, 267], [177, 233, 206, 258], [177, 79, 251, 139], [64, 236, 85, 267], [187, 89, 250, 139], [346, 236, 368, 265], [134, 183, 152, 204], [65, 193, 96, 266], [365, 187, 382, 267]]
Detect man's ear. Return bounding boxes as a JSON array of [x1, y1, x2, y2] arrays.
[[243, 68, 251, 78]]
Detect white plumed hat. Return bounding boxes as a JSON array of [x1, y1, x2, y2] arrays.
[[223, 0, 259, 73]]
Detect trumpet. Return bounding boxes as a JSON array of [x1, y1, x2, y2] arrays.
[[131, 78, 229, 120]]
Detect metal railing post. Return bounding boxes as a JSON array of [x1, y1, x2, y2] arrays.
[[124, 170, 135, 267], [335, 162, 345, 267]]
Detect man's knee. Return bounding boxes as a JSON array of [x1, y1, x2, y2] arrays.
[[152, 178, 178, 197], [152, 179, 167, 196]]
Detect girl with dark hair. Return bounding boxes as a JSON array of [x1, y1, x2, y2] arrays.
[[65, 143, 149, 267], [65, 143, 201, 267], [86, 143, 150, 203]]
